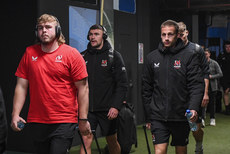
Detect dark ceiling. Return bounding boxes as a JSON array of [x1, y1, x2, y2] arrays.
[[160, 0, 230, 14]]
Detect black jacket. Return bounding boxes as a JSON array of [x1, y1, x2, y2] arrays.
[[142, 39, 204, 122], [82, 40, 128, 112]]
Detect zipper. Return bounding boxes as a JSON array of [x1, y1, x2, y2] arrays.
[[165, 54, 170, 121], [91, 53, 96, 112]]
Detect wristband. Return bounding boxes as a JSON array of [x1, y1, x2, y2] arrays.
[[79, 118, 88, 121]]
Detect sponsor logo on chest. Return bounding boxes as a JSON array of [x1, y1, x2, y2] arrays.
[[32, 56, 38, 61], [154, 62, 160, 68], [101, 60, 108, 67], [174, 60, 181, 69], [31, 55, 63, 63], [55, 55, 62, 62]]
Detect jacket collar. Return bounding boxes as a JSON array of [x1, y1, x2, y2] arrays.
[[87, 40, 112, 54], [158, 38, 185, 54]]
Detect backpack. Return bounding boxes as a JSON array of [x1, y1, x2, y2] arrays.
[[117, 103, 137, 154], [104, 103, 137, 154]]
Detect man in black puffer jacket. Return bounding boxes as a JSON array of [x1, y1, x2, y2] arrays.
[[80, 24, 128, 154], [142, 20, 204, 154]]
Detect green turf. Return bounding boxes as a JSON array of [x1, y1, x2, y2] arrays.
[[70, 113, 230, 154]]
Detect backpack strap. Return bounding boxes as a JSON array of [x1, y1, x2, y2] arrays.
[[108, 48, 114, 64], [108, 48, 115, 71], [81, 50, 87, 57], [195, 43, 201, 53]]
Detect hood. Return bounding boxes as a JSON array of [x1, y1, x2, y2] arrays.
[[87, 40, 112, 54], [158, 38, 185, 54]]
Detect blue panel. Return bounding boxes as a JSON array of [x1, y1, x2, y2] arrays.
[[207, 27, 227, 40], [119, 0, 136, 14], [69, 6, 99, 52], [207, 27, 228, 55], [227, 22, 230, 40]]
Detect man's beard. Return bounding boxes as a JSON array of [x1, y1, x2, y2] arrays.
[[91, 42, 102, 49], [41, 37, 56, 45]]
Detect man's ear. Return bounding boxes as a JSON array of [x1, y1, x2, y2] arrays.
[[186, 30, 189, 35], [177, 32, 180, 38]]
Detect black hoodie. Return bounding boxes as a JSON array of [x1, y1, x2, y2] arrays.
[[142, 39, 204, 122], [82, 40, 128, 112]]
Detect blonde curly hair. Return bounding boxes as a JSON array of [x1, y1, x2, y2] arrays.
[[36, 14, 65, 45]]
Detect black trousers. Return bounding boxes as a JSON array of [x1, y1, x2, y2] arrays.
[[215, 90, 222, 112], [207, 91, 217, 119]]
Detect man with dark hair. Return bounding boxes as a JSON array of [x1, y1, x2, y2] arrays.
[[11, 14, 91, 154], [204, 48, 222, 126], [142, 20, 204, 154], [178, 22, 209, 154], [80, 24, 128, 154], [218, 40, 230, 115]]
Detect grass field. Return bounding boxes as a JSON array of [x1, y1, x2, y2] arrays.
[[70, 112, 230, 154]]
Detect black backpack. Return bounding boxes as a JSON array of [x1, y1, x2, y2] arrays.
[[104, 103, 137, 154], [117, 103, 137, 154]]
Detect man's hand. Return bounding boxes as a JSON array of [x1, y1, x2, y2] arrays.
[[107, 107, 119, 120], [146, 123, 151, 130], [78, 121, 91, 136], [11, 115, 26, 131], [201, 93, 209, 107], [187, 110, 198, 122], [225, 88, 230, 94]]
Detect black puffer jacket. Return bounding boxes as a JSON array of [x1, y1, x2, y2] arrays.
[[82, 40, 128, 112], [142, 39, 204, 122]]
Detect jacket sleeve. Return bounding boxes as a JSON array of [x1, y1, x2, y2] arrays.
[[110, 51, 128, 110], [187, 53, 205, 111], [141, 55, 154, 122], [210, 60, 223, 79]]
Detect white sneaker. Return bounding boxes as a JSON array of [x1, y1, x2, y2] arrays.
[[201, 119, 205, 128], [210, 118, 216, 126]]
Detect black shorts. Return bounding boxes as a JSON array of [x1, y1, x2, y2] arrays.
[[29, 123, 77, 154], [151, 120, 190, 146], [88, 111, 117, 136], [221, 78, 230, 91]]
